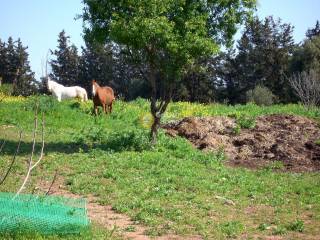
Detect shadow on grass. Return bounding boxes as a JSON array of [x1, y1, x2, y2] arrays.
[[0, 139, 81, 155], [0, 137, 150, 156]]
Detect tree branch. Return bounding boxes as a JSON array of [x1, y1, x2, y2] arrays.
[[45, 170, 58, 196], [127, 48, 149, 83], [0, 140, 6, 154], [15, 104, 45, 197], [0, 131, 22, 186], [288, 70, 320, 107], [30, 112, 45, 170]]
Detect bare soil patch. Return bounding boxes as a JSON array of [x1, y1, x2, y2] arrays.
[[163, 114, 320, 172]]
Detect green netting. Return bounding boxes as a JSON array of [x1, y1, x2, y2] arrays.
[[0, 192, 89, 235]]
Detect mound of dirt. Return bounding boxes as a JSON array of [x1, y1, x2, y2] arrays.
[[163, 114, 320, 172]]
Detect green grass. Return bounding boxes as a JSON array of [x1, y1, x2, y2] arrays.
[[1, 96, 320, 239], [0, 225, 121, 240]]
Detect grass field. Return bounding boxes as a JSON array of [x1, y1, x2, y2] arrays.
[[0, 95, 320, 239]]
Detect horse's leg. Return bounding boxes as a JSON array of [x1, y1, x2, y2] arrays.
[[94, 105, 98, 115], [109, 103, 113, 113], [105, 104, 109, 114], [81, 91, 87, 102], [103, 104, 107, 114], [53, 92, 61, 102]]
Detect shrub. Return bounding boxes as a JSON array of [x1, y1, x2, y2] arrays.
[[236, 114, 256, 129], [288, 69, 320, 107], [286, 219, 304, 232], [219, 221, 244, 238], [229, 113, 256, 134], [232, 124, 241, 135], [246, 85, 276, 106]]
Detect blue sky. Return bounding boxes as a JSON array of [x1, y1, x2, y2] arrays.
[[0, 0, 319, 80]]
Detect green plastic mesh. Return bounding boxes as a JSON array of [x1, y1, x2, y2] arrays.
[[0, 192, 89, 234]]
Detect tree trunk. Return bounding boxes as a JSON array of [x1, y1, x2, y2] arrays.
[[149, 96, 171, 145], [146, 46, 172, 145], [148, 56, 159, 145], [150, 111, 160, 145], [12, 68, 20, 95]]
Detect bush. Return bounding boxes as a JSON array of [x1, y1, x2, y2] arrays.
[[286, 219, 304, 232], [288, 69, 320, 107], [219, 221, 244, 238], [246, 85, 275, 106], [228, 113, 256, 133]]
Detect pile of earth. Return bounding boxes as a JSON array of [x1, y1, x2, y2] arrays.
[[163, 114, 320, 172]]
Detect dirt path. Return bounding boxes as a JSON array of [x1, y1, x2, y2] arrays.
[[39, 178, 202, 240]]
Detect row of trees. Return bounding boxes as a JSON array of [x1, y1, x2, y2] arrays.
[[1, 19, 319, 105], [44, 19, 320, 106]]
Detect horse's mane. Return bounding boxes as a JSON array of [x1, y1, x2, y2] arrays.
[[92, 80, 115, 99], [92, 80, 100, 88], [48, 79, 64, 88]]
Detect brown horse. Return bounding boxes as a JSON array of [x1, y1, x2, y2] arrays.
[[92, 80, 115, 115]]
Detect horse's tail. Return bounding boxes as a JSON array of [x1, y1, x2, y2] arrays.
[[76, 87, 88, 102]]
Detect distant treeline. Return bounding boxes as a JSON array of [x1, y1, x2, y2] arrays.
[[1, 16, 319, 104]]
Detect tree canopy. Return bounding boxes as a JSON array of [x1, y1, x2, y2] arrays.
[[82, 0, 257, 143]]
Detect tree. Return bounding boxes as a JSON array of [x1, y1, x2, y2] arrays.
[[0, 37, 37, 96], [306, 20, 320, 39], [113, 46, 153, 100], [173, 57, 219, 103], [79, 41, 114, 97], [291, 36, 320, 74], [222, 16, 295, 103], [216, 50, 243, 103], [3, 37, 18, 85], [50, 30, 81, 86], [0, 39, 7, 85], [12, 39, 37, 96], [82, 0, 256, 144]]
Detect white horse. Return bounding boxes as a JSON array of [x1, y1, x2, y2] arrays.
[[47, 79, 88, 102]]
